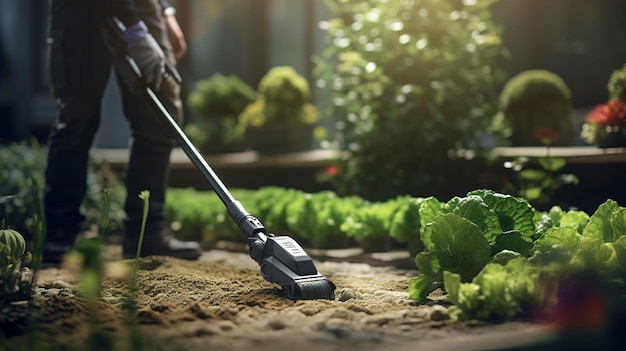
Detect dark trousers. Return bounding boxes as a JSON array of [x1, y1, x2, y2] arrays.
[[45, 0, 181, 241]]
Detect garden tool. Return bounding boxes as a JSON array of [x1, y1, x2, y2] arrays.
[[102, 17, 336, 300]]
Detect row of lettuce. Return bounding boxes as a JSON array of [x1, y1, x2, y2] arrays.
[[164, 186, 421, 252], [165, 187, 626, 322]]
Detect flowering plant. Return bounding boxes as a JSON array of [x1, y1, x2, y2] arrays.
[[581, 99, 626, 145]]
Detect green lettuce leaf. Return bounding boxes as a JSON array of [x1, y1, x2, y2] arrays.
[[468, 190, 535, 237], [490, 249, 522, 265], [421, 214, 491, 281], [610, 207, 626, 241], [533, 213, 554, 240], [530, 227, 582, 258], [445, 258, 542, 321], [559, 210, 590, 234], [446, 195, 502, 244], [418, 196, 443, 229], [493, 230, 532, 257], [583, 199, 620, 242], [389, 197, 425, 243], [548, 205, 566, 225], [570, 238, 621, 277]]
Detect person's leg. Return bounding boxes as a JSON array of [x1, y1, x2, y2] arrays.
[[43, 1, 112, 263], [119, 0, 201, 259]]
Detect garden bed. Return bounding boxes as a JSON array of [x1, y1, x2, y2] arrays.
[[0, 245, 597, 351]]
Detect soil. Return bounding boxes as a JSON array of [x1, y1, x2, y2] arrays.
[[2, 245, 567, 351]]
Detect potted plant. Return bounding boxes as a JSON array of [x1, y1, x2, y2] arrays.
[[581, 65, 626, 148], [235, 66, 320, 153], [492, 69, 575, 146], [186, 74, 256, 153], [581, 99, 626, 148]]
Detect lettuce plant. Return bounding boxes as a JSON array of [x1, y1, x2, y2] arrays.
[[410, 190, 626, 322], [341, 196, 407, 252], [389, 197, 427, 256]]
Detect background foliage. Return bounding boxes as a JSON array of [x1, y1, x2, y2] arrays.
[[314, 0, 508, 201]]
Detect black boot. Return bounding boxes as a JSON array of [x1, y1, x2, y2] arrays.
[[42, 228, 78, 264]]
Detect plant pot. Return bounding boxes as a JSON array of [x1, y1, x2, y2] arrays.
[[245, 122, 314, 154], [596, 126, 626, 148]]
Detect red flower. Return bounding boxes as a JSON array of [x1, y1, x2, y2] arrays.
[[324, 166, 339, 177], [533, 128, 559, 143], [585, 99, 626, 126]]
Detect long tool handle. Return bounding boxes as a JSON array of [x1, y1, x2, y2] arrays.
[[144, 88, 237, 207]]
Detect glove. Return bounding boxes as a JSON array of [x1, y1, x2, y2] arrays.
[[121, 21, 165, 90]]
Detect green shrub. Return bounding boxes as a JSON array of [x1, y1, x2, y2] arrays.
[[0, 141, 47, 236], [608, 64, 626, 102], [314, 0, 508, 200], [236, 66, 320, 137], [0, 141, 125, 238], [493, 69, 574, 146], [188, 74, 257, 117], [186, 74, 256, 152]]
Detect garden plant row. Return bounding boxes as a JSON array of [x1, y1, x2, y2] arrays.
[[164, 187, 626, 322]]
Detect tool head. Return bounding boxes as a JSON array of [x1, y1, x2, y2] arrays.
[[291, 278, 337, 300], [255, 235, 336, 300]]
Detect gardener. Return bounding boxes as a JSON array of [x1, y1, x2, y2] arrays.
[[43, 0, 202, 263]]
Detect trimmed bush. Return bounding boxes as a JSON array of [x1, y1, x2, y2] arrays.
[[236, 66, 319, 136], [186, 74, 256, 152], [494, 69, 575, 146]]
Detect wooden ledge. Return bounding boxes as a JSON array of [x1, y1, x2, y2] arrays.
[[452, 146, 626, 164], [489, 146, 626, 164], [91, 148, 339, 169], [92, 146, 626, 172]]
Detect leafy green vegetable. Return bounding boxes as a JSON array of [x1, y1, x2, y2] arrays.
[[533, 213, 554, 240], [610, 207, 626, 240], [444, 258, 545, 321], [409, 214, 491, 300], [530, 227, 582, 258], [0, 228, 26, 262], [468, 190, 535, 236], [583, 199, 620, 242], [341, 200, 399, 252], [0, 228, 32, 306], [559, 210, 590, 234], [389, 197, 426, 255], [418, 197, 443, 229], [493, 230, 532, 256], [445, 195, 502, 244], [570, 238, 622, 277], [547, 205, 567, 224], [490, 249, 522, 265]]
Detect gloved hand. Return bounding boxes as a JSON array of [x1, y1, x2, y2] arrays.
[[121, 21, 165, 90]]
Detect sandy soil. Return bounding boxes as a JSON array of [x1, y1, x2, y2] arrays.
[[2, 246, 565, 351]]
